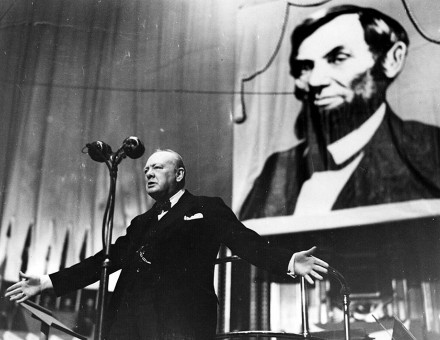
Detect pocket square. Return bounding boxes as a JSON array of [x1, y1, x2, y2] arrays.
[[184, 213, 204, 220]]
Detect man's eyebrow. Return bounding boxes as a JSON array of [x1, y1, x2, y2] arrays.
[[290, 59, 313, 77], [144, 163, 155, 171], [295, 45, 347, 62], [144, 162, 165, 170], [323, 45, 349, 59]]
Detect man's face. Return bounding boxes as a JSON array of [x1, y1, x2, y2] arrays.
[[292, 14, 377, 113], [144, 151, 181, 201]]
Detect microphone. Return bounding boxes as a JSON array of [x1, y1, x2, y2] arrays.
[[83, 137, 145, 163], [121, 136, 145, 159], [84, 141, 113, 163]]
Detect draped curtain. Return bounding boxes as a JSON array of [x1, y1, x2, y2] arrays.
[[0, 0, 236, 281]]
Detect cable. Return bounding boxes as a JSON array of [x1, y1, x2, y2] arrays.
[[236, 0, 334, 124], [0, 0, 19, 24], [400, 0, 440, 44], [287, 0, 331, 8], [237, 2, 291, 124]]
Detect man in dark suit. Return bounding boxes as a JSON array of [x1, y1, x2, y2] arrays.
[[240, 5, 440, 220], [6, 149, 329, 339]]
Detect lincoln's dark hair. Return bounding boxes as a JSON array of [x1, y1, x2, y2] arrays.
[[289, 5, 409, 81]]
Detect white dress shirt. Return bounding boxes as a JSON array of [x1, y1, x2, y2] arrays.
[[157, 189, 185, 220], [294, 103, 386, 215]]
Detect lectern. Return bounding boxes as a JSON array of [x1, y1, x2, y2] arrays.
[[20, 300, 87, 340]]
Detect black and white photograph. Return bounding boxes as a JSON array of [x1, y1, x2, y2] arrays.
[[0, 0, 439, 339]]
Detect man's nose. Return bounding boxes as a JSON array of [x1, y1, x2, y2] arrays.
[[307, 61, 331, 88], [145, 169, 154, 178]]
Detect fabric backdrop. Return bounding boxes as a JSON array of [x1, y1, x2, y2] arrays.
[[0, 0, 236, 282]]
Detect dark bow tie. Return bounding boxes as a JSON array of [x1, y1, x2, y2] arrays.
[[154, 200, 171, 214]]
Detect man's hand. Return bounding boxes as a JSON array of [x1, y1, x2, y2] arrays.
[[294, 246, 329, 284], [5, 271, 44, 303]]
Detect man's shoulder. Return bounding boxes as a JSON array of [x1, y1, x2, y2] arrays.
[[386, 108, 440, 155], [128, 210, 154, 227], [185, 191, 226, 206], [387, 107, 440, 132], [177, 192, 237, 221]]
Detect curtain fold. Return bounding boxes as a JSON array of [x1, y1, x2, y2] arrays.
[[0, 0, 236, 281]]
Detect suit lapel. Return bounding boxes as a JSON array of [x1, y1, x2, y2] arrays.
[[132, 209, 159, 245]]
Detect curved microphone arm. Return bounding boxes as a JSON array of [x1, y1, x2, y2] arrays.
[[328, 265, 351, 295], [299, 265, 351, 340], [327, 266, 351, 340]]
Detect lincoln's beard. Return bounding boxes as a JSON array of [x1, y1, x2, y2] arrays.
[[299, 67, 388, 145]]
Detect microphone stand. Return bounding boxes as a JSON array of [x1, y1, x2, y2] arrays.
[[94, 149, 126, 340], [328, 266, 351, 340]]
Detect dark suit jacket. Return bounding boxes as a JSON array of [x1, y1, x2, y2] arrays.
[[50, 191, 293, 339], [240, 105, 440, 220]]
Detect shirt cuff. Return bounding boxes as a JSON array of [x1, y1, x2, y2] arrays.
[[287, 253, 297, 278], [40, 274, 54, 291]]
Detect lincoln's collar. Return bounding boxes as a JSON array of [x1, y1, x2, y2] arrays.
[[327, 103, 386, 165]]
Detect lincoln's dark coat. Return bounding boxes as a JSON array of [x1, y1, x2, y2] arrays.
[[240, 106, 440, 220]]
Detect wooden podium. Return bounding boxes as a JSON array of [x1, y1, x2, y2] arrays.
[[20, 300, 87, 340]]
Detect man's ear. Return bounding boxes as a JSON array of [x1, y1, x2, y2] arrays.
[[176, 167, 185, 183], [382, 41, 407, 79]]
